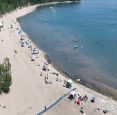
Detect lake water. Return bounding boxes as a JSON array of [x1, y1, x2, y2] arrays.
[[18, 0, 117, 97]]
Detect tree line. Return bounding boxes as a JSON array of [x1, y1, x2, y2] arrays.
[[0, 0, 81, 16]]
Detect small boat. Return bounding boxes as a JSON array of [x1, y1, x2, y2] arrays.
[[41, 10, 43, 13], [37, 14, 40, 16], [53, 9, 56, 12], [43, 19, 47, 22], [50, 7, 53, 9]]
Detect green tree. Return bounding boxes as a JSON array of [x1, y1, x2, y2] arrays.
[[0, 64, 2, 94], [0, 57, 12, 93]]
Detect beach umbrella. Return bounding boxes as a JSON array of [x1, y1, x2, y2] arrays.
[[34, 48, 36, 49], [21, 42, 24, 45], [93, 97, 96, 100], [47, 61, 49, 63], [49, 60, 52, 61], [33, 49, 36, 52]]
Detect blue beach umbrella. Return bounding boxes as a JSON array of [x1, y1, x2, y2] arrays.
[[19, 30, 22, 34], [21, 42, 24, 45], [33, 49, 36, 52], [47, 61, 49, 63], [49, 60, 52, 62], [93, 97, 96, 100]]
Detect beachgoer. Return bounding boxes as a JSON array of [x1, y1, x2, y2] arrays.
[[95, 78, 98, 81], [45, 106, 46, 111]]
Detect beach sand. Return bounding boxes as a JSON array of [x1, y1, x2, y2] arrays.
[[0, 2, 117, 115]]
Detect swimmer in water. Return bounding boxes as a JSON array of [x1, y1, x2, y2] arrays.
[[83, 61, 86, 63]]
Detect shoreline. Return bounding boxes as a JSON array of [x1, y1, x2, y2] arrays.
[[17, 0, 117, 101], [0, 1, 117, 115]]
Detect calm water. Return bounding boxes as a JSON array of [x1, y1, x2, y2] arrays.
[[18, 0, 117, 96]]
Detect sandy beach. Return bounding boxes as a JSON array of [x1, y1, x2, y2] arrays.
[[0, 2, 117, 115]]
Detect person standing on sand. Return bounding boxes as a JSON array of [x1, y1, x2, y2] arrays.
[[45, 106, 46, 111]]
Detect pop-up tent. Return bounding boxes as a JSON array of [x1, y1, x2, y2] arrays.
[[70, 91, 76, 95], [11, 24, 13, 28], [0, 22, 4, 27], [66, 79, 73, 88], [31, 55, 35, 61], [21, 42, 24, 47], [67, 79, 73, 84]]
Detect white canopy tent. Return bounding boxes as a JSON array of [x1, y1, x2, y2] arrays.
[[0, 22, 4, 27], [69, 91, 76, 95], [31, 55, 35, 59], [67, 79, 73, 84]]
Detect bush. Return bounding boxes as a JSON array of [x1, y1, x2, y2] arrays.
[[0, 57, 12, 94]]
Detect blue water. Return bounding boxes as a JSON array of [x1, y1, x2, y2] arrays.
[[18, 0, 117, 96]]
